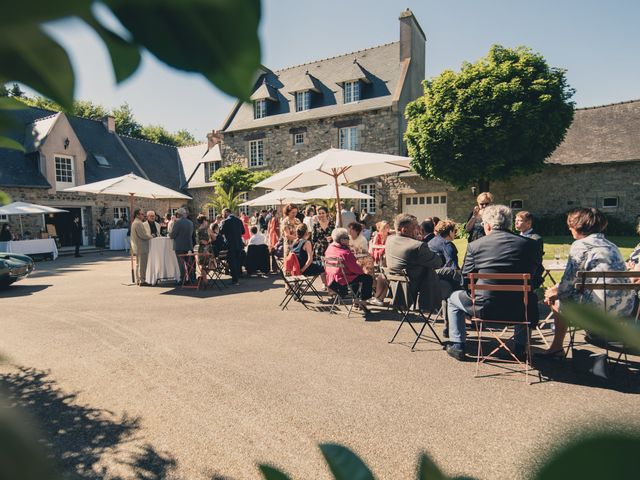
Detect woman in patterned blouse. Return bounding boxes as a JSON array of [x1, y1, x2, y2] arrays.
[[542, 208, 636, 356], [280, 203, 301, 255], [311, 206, 335, 260]]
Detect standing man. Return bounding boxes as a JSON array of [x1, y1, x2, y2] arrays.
[[259, 209, 268, 233], [220, 207, 245, 285], [145, 210, 161, 238], [130, 209, 152, 285], [338, 203, 357, 228], [170, 208, 195, 282], [72, 216, 83, 257]]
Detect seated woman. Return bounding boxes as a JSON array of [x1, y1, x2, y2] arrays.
[[290, 224, 325, 281], [348, 222, 374, 275], [208, 222, 225, 257], [369, 220, 390, 266], [427, 219, 459, 270], [324, 228, 373, 310], [542, 208, 637, 356]]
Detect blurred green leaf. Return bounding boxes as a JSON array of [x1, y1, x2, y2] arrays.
[[0, 0, 92, 27], [0, 136, 25, 151], [0, 25, 74, 109], [0, 190, 10, 205], [563, 303, 640, 351], [259, 464, 293, 480], [534, 432, 640, 479], [319, 443, 375, 480], [82, 15, 141, 84], [105, 0, 261, 100], [417, 453, 447, 480], [0, 97, 26, 110]]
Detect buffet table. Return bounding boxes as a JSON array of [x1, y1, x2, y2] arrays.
[[0, 239, 58, 259], [109, 228, 129, 250], [146, 237, 180, 285]]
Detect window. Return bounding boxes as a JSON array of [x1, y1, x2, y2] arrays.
[[510, 199, 523, 210], [249, 139, 265, 167], [239, 193, 249, 215], [0, 214, 7, 223], [344, 80, 360, 103], [95, 155, 110, 167], [54, 155, 74, 184], [208, 207, 216, 220], [440, 195, 447, 204], [602, 197, 618, 208], [293, 132, 305, 145], [339, 127, 358, 150], [113, 207, 129, 220], [168, 208, 179, 217], [253, 99, 266, 119], [204, 161, 221, 182], [359, 183, 376, 214], [295, 91, 310, 112]]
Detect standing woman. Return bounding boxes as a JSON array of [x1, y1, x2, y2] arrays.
[[465, 192, 493, 242], [280, 203, 301, 255], [311, 206, 335, 261], [95, 219, 106, 255], [240, 212, 251, 245]]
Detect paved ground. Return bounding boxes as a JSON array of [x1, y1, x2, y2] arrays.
[[1, 252, 639, 480]]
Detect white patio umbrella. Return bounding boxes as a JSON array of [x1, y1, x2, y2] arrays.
[[65, 173, 191, 283], [255, 148, 411, 224], [0, 201, 68, 236], [239, 189, 307, 207], [303, 184, 373, 201]]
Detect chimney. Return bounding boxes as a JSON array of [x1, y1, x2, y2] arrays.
[[399, 8, 426, 61], [207, 130, 224, 149], [101, 115, 116, 133]]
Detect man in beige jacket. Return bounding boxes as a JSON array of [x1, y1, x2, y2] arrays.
[[130, 208, 153, 285]]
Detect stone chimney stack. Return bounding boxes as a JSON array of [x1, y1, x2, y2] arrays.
[[101, 115, 116, 133], [207, 130, 224, 149], [399, 8, 426, 62]]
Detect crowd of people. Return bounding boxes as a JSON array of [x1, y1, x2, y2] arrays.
[[124, 193, 640, 363]]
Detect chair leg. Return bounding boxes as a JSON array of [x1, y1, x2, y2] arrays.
[[475, 322, 483, 378], [411, 312, 443, 350], [389, 309, 409, 344]]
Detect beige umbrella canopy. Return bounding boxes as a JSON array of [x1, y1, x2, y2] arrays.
[[255, 148, 410, 224], [65, 173, 191, 283], [303, 184, 373, 200], [0, 202, 68, 236], [239, 189, 307, 207]]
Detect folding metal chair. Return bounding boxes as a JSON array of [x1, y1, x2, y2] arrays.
[[202, 253, 226, 290], [385, 268, 443, 350], [468, 273, 538, 383], [275, 258, 311, 310], [322, 256, 363, 317]]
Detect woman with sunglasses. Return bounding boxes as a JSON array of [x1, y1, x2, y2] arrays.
[[465, 191, 493, 242]]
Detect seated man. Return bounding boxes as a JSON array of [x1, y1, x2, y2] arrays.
[[385, 214, 443, 312], [247, 225, 267, 246], [446, 205, 543, 361]]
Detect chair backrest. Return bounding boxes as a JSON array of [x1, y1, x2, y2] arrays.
[[322, 256, 344, 269], [467, 273, 531, 322], [574, 270, 640, 315], [382, 267, 417, 310]]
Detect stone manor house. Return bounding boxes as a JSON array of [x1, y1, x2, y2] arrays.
[[1, 9, 639, 247]]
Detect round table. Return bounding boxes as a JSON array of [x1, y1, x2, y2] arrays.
[[146, 237, 180, 285], [109, 228, 129, 250]]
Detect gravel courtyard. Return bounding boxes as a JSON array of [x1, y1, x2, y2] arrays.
[[1, 253, 638, 479]]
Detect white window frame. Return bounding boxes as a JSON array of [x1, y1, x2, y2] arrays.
[[602, 197, 619, 209], [254, 99, 266, 119], [344, 80, 360, 104], [293, 132, 305, 145], [339, 127, 358, 150], [295, 91, 310, 112], [54, 154, 75, 187], [359, 183, 376, 214], [113, 207, 129, 221], [239, 193, 249, 215], [249, 139, 265, 167], [0, 214, 7, 223], [204, 161, 220, 182], [208, 207, 216, 220]]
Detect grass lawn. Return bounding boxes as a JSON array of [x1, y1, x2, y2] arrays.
[[452, 235, 638, 265]]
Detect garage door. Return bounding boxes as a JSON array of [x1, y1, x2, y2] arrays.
[[402, 193, 447, 221]]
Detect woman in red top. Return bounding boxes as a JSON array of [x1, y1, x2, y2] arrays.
[[240, 212, 251, 244], [324, 228, 373, 308]]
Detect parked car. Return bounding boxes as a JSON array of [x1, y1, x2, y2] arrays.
[[0, 253, 35, 288]]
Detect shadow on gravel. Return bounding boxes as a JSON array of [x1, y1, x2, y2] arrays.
[[0, 284, 51, 297], [0, 367, 178, 479]]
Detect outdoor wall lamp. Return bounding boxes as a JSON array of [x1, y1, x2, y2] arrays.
[[471, 186, 477, 196], [63, 138, 70, 149]]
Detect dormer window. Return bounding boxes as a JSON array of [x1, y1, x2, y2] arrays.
[[344, 80, 360, 104], [295, 91, 311, 112], [254, 99, 267, 119]]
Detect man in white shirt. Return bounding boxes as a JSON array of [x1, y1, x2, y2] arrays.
[[247, 226, 267, 246]]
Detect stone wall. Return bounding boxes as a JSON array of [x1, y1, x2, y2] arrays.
[[187, 187, 216, 216]]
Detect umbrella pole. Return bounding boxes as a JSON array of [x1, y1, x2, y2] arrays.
[[333, 173, 343, 227], [129, 193, 135, 284], [19, 215, 24, 238]]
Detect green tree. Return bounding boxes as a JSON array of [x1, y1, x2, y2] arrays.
[[210, 164, 272, 193], [112, 102, 142, 137], [0, 84, 8, 97], [71, 99, 108, 120], [405, 45, 575, 191], [207, 186, 244, 213]]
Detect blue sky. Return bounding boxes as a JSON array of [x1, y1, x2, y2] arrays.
[[43, 0, 640, 141]]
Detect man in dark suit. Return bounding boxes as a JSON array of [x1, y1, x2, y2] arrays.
[[72, 216, 83, 257], [385, 214, 443, 312], [446, 205, 543, 361], [170, 208, 195, 282], [420, 218, 436, 243], [220, 208, 245, 285]]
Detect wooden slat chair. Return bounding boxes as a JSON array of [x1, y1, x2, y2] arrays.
[[468, 273, 538, 383], [571, 271, 640, 374], [322, 256, 363, 317], [385, 268, 443, 351]]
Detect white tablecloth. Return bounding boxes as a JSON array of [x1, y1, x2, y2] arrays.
[[109, 228, 129, 250], [146, 237, 180, 285], [0, 239, 58, 259]]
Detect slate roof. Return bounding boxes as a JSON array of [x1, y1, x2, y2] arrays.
[[119, 135, 186, 191], [548, 99, 640, 165], [222, 42, 401, 132], [178, 143, 221, 189]]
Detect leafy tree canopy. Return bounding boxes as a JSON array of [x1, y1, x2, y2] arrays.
[[16, 94, 197, 147], [405, 45, 575, 190], [211, 164, 272, 193]]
